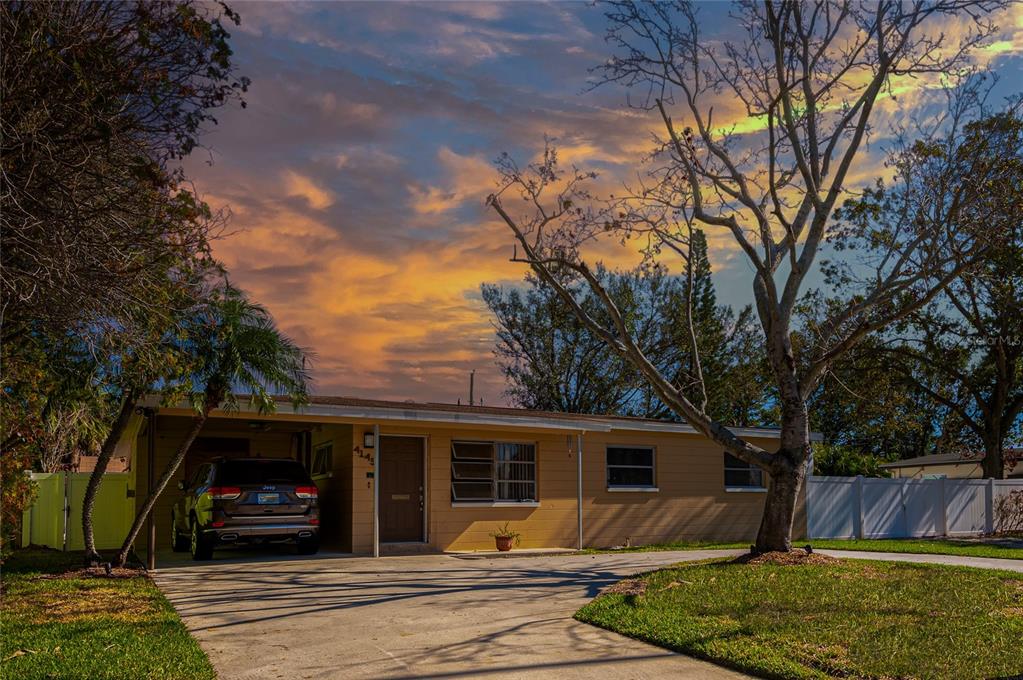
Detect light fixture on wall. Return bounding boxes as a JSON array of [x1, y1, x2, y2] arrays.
[[363, 431, 376, 449]]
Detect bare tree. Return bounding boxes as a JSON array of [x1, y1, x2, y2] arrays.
[[488, 0, 1011, 551]]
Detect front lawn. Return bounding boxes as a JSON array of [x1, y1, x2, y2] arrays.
[[587, 536, 1023, 560], [576, 556, 1023, 679], [1, 549, 214, 680]]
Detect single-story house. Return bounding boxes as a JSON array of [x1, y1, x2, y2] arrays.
[[880, 450, 1023, 480], [118, 396, 813, 556]]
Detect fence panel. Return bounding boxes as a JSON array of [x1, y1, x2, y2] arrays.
[[946, 479, 990, 535], [861, 479, 906, 538], [807, 476, 858, 539], [21, 473, 65, 548], [994, 480, 1023, 533], [806, 475, 1023, 539], [21, 472, 133, 551], [903, 479, 942, 537]]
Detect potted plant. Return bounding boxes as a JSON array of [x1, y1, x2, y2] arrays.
[[489, 522, 521, 552]]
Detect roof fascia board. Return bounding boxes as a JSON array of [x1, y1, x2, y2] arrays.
[[600, 419, 818, 441], [140, 397, 608, 433], [138, 396, 819, 440]]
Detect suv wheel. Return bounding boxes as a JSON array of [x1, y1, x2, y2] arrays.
[[171, 515, 188, 552], [190, 519, 214, 561], [297, 536, 320, 555]]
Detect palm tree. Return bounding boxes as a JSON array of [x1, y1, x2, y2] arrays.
[[113, 285, 310, 567]]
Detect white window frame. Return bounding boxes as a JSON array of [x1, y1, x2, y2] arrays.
[[723, 451, 766, 492], [451, 440, 538, 506], [311, 441, 333, 479], [605, 445, 658, 492]]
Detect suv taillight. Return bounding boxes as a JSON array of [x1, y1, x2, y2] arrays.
[[208, 486, 241, 500], [295, 485, 318, 499]]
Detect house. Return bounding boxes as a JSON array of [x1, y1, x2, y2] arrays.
[[880, 450, 1023, 480], [118, 396, 811, 555]]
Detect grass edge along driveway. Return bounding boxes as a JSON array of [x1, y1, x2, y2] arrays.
[[575, 556, 1023, 680], [1, 548, 215, 680], [584, 537, 1023, 560]]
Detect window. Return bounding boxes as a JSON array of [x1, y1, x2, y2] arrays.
[[188, 464, 210, 490], [312, 441, 333, 476], [606, 446, 656, 489], [723, 452, 765, 489], [218, 459, 310, 485], [451, 441, 536, 503]]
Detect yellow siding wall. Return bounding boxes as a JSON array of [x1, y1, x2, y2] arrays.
[[582, 432, 788, 548], [347, 423, 801, 553], [888, 463, 983, 479]]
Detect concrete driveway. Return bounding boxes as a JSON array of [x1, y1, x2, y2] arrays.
[[154, 549, 751, 680]]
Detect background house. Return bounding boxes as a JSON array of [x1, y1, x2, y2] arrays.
[[880, 450, 1022, 479]]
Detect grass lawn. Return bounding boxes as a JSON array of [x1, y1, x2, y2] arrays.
[[801, 537, 1022, 560], [575, 556, 1023, 680], [585, 536, 1023, 560], [1, 548, 214, 680]]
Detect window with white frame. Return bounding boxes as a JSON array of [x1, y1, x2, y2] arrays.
[[451, 441, 536, 502], [606, 446, 656, 489], [723, 452, 765, 489], [311, 441, 333, 476]]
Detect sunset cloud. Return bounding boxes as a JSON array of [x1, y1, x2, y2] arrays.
[[281, 169, 336, 210], [185, 2, 1022, 405]]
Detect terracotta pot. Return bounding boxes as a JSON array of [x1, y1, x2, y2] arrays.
[[495, 536, 514, 552]]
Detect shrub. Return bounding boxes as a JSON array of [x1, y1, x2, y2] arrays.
[[994, 489, 1023, 535]]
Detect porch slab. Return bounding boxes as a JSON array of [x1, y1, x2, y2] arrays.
[[446, 547, 579, 559]]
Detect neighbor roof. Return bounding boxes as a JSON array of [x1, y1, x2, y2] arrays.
[[880, 449, 1022, 469], [880, 452, 985, 469]]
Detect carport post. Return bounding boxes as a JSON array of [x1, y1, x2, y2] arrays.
[[576, 433, 583, 550], [373, 424, 380, 558], [146, 409, 156, 570]]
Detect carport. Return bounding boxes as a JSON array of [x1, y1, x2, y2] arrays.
[[131, 410, 345, 567]]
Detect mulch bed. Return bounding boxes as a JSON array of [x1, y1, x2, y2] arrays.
[[36, 565, 144, 581], [600, 578, 647, 596], [734, 548, 841, 566]]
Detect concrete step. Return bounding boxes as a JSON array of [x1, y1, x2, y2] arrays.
[[379, 542, 441, 556]]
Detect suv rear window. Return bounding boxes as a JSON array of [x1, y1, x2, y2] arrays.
[[218, 460, 310, 485]]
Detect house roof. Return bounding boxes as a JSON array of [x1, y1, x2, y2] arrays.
[[880, 448, 1022, 469], [880, 452, 985, 469], [146, 393, 821, 440]]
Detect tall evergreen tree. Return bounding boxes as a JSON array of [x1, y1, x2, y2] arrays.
[[484, 230, 771, 425]]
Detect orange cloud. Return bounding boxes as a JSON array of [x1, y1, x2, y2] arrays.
[[282, 169, 336, 210]]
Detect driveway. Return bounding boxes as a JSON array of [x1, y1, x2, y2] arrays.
[[154, 549, 751, 680], [154, 548, 1023, 680]]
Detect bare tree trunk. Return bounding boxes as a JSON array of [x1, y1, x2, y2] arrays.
[[82, 391, 138, 565], [754, 394, 811, 553], [981, 438, 1005, 479], [754, 457, 805, 553], [114, 411, 207, 567]]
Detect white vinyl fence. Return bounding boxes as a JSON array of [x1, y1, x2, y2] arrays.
[[806, 475, 1023, 539]]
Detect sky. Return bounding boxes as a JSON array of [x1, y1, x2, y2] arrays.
[[185, 1, 1023, 406]]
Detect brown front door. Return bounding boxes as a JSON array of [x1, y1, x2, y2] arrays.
[[380, 436, 424, 542]]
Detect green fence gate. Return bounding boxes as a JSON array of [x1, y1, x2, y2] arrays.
[[21, 472, 133, 551]]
